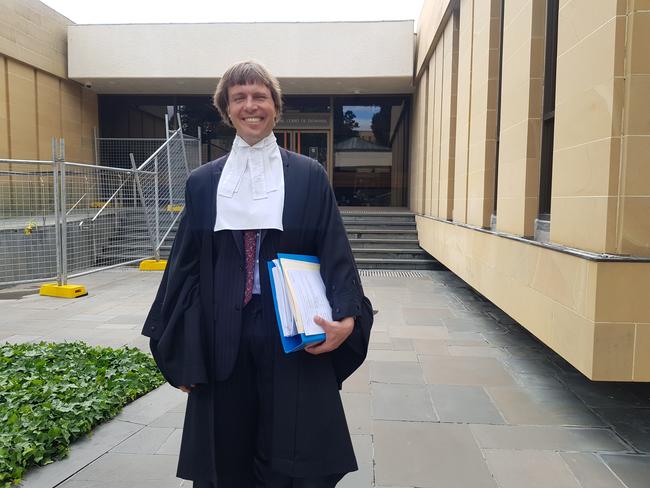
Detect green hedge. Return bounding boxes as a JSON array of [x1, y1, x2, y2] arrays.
[[0, 341, 165, 487]]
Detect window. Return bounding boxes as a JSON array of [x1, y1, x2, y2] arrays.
[[493, 0, 506, 221], [538, 0, 559, 220], [333, 96, 408, 206]]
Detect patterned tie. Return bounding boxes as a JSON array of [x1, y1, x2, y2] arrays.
[[243, 230, 257, 305]]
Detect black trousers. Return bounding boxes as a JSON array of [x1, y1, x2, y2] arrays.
[[194, 296, 343, 488]]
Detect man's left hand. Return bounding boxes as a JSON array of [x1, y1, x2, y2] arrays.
[[305, 315, 354, 355]]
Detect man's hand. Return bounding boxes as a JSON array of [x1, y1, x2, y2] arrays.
[[179, 384, 195, 393], [305, 316, 354, 355]]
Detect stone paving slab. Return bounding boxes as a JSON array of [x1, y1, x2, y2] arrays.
[[428, 384, 505, 424], [601, 454, 650, 488], [484, 450, 583, 488], [420, 355, 518, 386], [373, 421, 497, 488], [486, 386, 606, 427], [4, 267, 650, 487], [370, 383, 437, 422], [470, 424, 630, 451], [111, 427, 175, 455], [593, 407, 650, 452], [560, 453, 627, 488], [370, 361, 424, 384], [61, 453, 180, 484]]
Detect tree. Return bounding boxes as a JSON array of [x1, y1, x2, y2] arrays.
[[371, 106, 391, 147], [334, 107, 359, 141]]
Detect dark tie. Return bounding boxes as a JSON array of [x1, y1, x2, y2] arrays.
[[243, 230, 257, 305]]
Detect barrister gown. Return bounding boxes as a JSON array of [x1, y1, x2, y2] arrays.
[[141, 148, 373, 484]]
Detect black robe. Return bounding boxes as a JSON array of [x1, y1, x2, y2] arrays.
[[141, 149, 373, 483]]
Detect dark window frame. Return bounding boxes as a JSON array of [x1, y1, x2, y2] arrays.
[[538, 0, 559, 220], [493, 0, 506, 216]]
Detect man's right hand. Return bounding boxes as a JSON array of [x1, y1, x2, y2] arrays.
[[179, 384, 195, 393]]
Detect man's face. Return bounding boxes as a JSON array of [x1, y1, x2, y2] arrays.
[[227, 82, 277, 146]]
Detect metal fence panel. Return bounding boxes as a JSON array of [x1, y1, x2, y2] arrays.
[[135, 130, 193, 257], [1, 128, 198, 286], [0, 160, 59, 285], [61, 163, 155, 278]]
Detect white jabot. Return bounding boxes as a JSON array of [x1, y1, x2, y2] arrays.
[[214, 133, 284, 231]]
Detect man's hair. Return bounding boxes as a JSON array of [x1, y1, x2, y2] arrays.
[[213, 60, 283, 127]]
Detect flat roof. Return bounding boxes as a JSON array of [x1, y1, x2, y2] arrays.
[[68, 21, 415, 94]]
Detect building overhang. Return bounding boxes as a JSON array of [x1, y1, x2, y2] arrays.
[[68, 21, 415, 95]]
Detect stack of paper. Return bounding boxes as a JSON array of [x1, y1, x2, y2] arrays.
[[267, 254, 330, 353]]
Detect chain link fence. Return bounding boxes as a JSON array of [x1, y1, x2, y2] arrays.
[[1, 128, 198, 287]]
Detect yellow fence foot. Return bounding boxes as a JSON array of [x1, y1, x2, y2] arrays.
[[140, 259, 167, 271], [39, 283, 88, 299]]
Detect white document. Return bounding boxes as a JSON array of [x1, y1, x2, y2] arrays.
[[271, 261, 298, 337], [279, 258, 331, 337]]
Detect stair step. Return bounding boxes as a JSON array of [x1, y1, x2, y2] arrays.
[[354, 258, 440, 270], [352, 247, 427, 254], [348, 238, 420, 249], [99, 206, 438, 273], [342, 216, 415, 224], [352, 252, 431, 261], [341, 219, 415, 227], [347, 230, 418, 240], [339, 208, 412, 216]]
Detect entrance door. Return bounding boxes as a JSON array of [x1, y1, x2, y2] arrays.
[[274, 130, 330, 174]]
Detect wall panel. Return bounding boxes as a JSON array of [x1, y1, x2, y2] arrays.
[[453, 0, 474, 223], [0, 56, 8, 158], [495, 0, 544, 237], [61, 80, 82, 162], [36, 71, 61, 159], [7, 58, 37, 159]]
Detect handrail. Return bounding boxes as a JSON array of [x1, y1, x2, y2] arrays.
[[90, 174, 132, 223], [0, 158, 53, 165], [137, 128, 182, 171], [63, 161, 156, 175], [66, 193, 87, 216], [155, 205, 184, 252]]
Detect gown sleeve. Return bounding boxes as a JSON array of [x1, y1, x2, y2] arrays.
[[313, 163, 374, 386], [141, 184, 209, 388]]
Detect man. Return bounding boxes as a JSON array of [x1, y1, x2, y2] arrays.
[[142, 60, 373, 488]]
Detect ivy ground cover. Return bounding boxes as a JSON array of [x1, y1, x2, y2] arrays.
[[0, 341, 164, 487]]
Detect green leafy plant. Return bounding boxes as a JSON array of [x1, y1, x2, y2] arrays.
[[22, 221, 38, 236], [0, 342, 164, 487]]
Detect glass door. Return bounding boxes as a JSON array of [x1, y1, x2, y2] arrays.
[[273, 130, 330, 174], [275, 130, 292, 150], [296, 131, 327, 168]]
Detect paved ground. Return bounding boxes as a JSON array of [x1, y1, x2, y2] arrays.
[[2, 267, 650, 488]]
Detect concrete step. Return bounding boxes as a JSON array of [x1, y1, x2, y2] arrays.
[[340, 219, 416, 228], [101, 244, 153, 254], [347, 238, 420, 249], [94, 253, 153, 263], [339, 208, 412, 215], [351, 248, 430, 260], [341, 215, 415, 224], [354, 258, 440, 270], [346, 229, 418, 239]]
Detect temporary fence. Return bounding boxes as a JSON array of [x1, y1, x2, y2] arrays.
[[0, 156, 59, 285], [0, 126, 199, 287]]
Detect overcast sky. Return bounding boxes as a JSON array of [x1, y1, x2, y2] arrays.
[[41, 0, 425, 29]]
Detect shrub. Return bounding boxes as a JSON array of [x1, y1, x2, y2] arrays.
[[0, 341, 164, 486]]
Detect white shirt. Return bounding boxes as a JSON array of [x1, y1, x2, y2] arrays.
[[214, 133, 284, 232]]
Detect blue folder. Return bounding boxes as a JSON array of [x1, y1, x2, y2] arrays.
[[267, 254, 327, 353]]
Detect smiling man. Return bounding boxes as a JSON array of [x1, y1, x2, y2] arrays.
[[142, 61, 373, 488]]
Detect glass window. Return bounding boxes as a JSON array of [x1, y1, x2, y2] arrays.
[[333, 96, 407, 207]]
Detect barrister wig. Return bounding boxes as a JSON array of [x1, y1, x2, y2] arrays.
[[213, 60, 283, 127]]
